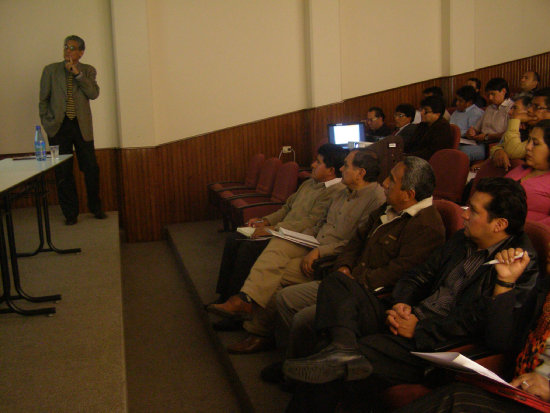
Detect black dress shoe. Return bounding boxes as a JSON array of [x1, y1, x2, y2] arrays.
[[282, 344, 372, 384], [261, 361, 284, 384], [94, 211, 107, 219], [212, 318, 243, 331], [65, 217, 77, 225]]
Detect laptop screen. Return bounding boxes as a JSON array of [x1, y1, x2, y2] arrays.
[[328, 123, 366, 147]]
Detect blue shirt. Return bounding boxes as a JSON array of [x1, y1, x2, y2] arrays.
[[450, 104, 484, 137]]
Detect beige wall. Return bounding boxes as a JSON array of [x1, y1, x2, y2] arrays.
[[474, 0, 550, 68], [0, 0, 118, 154], [1, 0, 550, 153]]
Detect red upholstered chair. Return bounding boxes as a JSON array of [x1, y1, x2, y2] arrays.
[[468, 158, 525, 201], [433, 199, 464, 240], [229, 161, 299, 228], [449, 124, 461, 149], [524, 220, 550, 279], [429, 149, 470, 203], [218, 157, 282, 230], [208, 153, 265, 208]]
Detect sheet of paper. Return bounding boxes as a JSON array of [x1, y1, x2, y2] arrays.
[[411, 351, 512, 387]]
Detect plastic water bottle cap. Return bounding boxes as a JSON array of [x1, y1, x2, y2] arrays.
[[35, 125, 41, 131]]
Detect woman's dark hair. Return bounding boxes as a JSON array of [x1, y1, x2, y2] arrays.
[[532, 119, 550, 164]]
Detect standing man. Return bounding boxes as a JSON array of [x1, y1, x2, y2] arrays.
[[39, 35, 105, 225]]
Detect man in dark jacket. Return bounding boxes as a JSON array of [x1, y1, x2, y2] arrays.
[[405, 96, 453, 160], [283, 177, 538, 412]]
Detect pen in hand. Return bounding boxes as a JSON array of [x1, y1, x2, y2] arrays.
[[483, 252, 525, 265]]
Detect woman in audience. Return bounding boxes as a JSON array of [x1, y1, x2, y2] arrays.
[[506, 119, 550, 226]]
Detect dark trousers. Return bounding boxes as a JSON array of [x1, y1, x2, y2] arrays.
[[49, 117, 101, 219], [393, 382, 539, 413], [286, 272, 429, 413], [215, 232, 270, 301]]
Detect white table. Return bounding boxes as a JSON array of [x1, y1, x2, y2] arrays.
[[0, 155, 80, 315]]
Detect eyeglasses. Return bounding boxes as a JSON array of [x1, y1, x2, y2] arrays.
[[366, 117, 378, 122], [420, 108, 433, 114], [64, 45, 78, 51], [529, 104, 549, 112], [394, 113, 406, 118]]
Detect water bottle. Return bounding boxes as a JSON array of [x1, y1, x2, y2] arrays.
[[34, 125, 46, 161]]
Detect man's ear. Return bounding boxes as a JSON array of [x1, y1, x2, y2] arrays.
[[403, 189, 416, 203], [327, 166, 336, 179], [493, 217, 509, 233]]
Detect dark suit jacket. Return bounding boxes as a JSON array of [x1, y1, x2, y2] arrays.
[[395, 123, 418, 144], [392, 229, 539, 352], [405, 117, 453, 160], [39, 61, 100, 141]]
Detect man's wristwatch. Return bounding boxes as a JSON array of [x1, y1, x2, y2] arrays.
[[495, 278, 516, 288]]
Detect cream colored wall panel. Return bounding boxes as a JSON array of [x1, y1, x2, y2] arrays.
[[339, 0, 443, 99], [0, 0, 118, 153], [147, 0, 308, 144], [474, 0, 550, 69]]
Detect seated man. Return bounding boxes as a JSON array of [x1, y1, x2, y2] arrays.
[[395, 250, 550, 413], [364, 107, 392, 139], [451, 85, 485, 138], [392, 103, 417, 143], [405, 96, 453, 160], [213, 144, 346, 309], [283, 177, 538, 412], [275, 156, 446, 361], [209, 150, 386, 353], [491, 88, 550, 170], [464, 77, 514, 162], [514, 70, 541, 99]]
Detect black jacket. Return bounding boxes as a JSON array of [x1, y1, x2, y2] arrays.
[[392, 229, 539, 352]]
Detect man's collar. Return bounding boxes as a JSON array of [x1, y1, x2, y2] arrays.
[[323, 177, 342, 188], [382, 196, 433, 222], [464, 104, 476, 113], [495, 98, 514, 110]]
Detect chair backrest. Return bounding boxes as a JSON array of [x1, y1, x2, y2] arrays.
[[429, 149, 470, 203], [433, 199, 464, 240], [255, 157, 282, 195], [469, 158, 525, 200], [270, 162, 299, 203], [524, 220, 550, 279], [365, 135, 404, 183], [449, 124, 461, 149], [243, 153, 265, 187]]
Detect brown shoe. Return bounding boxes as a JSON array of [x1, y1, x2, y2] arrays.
[[206, 294, 253, 319], [227, 334, 275, 354]]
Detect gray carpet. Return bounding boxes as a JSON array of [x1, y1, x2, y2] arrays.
[[0, 208, 126, 412], [166, 221, 291, 413]]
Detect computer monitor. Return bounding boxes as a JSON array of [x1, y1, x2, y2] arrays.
[[327, 123, 366, 147]]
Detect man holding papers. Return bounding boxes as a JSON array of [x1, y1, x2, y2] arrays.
[[283, 177, 539, 413], [208, 150, 385, 353], [212, 144, 346, 309]]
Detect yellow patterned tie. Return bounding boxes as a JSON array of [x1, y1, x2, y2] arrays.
[[66, 73, 76, 120]]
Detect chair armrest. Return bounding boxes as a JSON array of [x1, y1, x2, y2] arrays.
[[207, 180, 242, 188], [211, 184, 253, 193], [223, 192, 271, 202], [234, 201, 284, 211]]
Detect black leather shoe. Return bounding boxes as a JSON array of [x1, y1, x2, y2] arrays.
[[261, 361, 284, 384], [212, 318, 243, 331], [65, 217, 77, 225], [282, 344, 372, 384], [94, 211, 107, 219]]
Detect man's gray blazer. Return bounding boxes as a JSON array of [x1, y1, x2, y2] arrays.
[[39, 61, 100, 142]]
